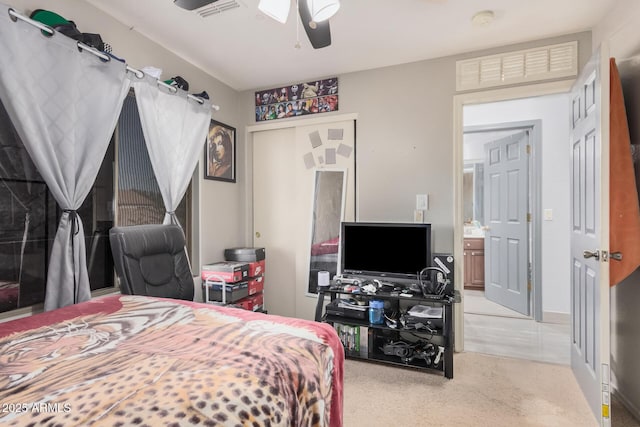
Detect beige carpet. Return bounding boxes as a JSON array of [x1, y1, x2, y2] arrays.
[[343, 352, 637, 427]]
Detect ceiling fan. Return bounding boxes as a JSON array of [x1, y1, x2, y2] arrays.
[[174, 0, 340, 49], [258, 0, 340, 49]]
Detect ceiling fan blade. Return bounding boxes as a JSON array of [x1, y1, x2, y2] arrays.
[[174, 0, 217, 11], [298, 0, 332, 49]]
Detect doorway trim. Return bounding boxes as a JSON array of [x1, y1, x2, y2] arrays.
[[246, 113, 359, 133], [453, 80, 573, 351], [464, 120, 542, 321]]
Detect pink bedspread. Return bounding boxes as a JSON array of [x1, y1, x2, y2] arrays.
[[0, 295, 344, 426]]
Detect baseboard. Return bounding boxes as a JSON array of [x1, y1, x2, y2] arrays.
[[612, 387, 640, 422], [542, 311, 569, 324]]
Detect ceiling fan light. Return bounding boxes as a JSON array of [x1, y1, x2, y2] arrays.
[[258, 0, 291, 24], [307, 0, 340, 22]]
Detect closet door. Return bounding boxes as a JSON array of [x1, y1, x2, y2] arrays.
[[252, 119, 355, 320], [253, 127, 296, 318]]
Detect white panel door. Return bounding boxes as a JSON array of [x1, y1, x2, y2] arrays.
[[483, 131, 530, 315], [253, 127, 297, 318], [570, 47, 611, 426]]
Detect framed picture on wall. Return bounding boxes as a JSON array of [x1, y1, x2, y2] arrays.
[[204, 119, 236, 183]]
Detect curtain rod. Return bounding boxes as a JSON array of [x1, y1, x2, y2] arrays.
[[7, 8, 221, 111]]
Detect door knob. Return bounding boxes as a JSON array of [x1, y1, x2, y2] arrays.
[[255, 232, 261, 238], [583, 250, 600, 260], [610, 252, 623, 261]]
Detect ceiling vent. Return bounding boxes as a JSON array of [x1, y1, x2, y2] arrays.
[[197, 0, 246, 17], [174, 0, 246, 17], [456, 41, 578, 92]]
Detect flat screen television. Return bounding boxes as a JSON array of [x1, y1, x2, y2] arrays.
[[339, 222, 431, 282]]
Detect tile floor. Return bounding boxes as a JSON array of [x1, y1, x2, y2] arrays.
[[463, 290, 571, 365]]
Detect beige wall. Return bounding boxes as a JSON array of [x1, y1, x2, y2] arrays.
[[593, 0, 640, 59]]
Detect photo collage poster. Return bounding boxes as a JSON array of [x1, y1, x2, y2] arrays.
[[255, 77, 338, 122]]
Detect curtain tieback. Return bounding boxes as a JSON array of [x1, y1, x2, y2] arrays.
[[166, 211, 182, 227], [63, 210, 80, 304]]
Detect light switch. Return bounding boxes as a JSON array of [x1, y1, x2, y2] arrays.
[[544, 209, 553, 221], [416, 194, 429, 210]]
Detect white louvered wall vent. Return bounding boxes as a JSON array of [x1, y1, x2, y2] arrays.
[[456, 41, 578, 92], [196, 0, 246, 18]]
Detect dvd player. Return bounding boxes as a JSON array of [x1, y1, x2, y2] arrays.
[[325, 299, 368, 320]]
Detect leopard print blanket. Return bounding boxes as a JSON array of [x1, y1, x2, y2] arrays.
[[0, 295, 343, 426]]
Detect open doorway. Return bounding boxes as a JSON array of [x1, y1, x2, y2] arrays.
[[460, 93, 572, 365], [462, 124, 535, 319]]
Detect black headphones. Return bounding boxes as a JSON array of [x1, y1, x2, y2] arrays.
[[418, 266, 448, 296]]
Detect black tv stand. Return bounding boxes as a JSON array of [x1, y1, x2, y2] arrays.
[[315, 283, 459, 378]]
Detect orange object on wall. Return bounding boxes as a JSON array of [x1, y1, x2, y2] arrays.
[[609, 58, 640, 286]]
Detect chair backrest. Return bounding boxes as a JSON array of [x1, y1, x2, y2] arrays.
[[109, 224, 194, 301]]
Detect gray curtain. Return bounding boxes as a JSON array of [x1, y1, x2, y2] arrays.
[[132, 76, 211, 225], [0, 7, 131, 310]]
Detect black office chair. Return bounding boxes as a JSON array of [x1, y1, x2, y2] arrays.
[[109, 224, 194, 301]]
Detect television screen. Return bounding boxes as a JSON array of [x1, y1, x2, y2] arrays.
[[340, 222, 431, 281]]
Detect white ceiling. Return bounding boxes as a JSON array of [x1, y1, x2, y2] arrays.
[[85, 0, 617, 91]]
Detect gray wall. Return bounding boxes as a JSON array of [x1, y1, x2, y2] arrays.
[[241, 32, 592, 257], [240, 32, 590, 326]]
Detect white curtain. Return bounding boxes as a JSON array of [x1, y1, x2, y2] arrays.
[[0, 7, 131, 310], [132, 76, 211, 225]]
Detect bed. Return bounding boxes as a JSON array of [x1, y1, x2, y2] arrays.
[[0, 294, 344, 426]]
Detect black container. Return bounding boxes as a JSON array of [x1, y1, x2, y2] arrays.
[[224, 247, 266, 262]]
